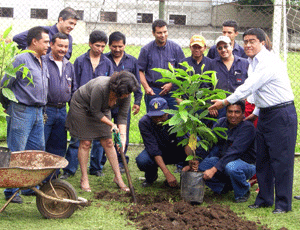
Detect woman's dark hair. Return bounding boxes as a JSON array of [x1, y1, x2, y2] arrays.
[[109, 71, 139, 97]]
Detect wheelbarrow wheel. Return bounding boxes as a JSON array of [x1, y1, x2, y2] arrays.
[[36, 179, 78, 219]]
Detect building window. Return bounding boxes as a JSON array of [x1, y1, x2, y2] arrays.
[[31, 9, 48, 19], [169, 15, 186, 25], [100, 12, 117, 22], [0, 7, 13, 18], [76, 10, 84, 20], [137, 13, 153, 23]]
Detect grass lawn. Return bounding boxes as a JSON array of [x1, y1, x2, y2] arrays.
[[0, 144, 300, 229]]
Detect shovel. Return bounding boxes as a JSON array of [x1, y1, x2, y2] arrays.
[[113, 131, 137, 203], [0, 147, 11, 168]]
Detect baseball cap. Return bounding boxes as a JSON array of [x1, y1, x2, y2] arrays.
[[215, 36, 231, 45], [147, 97, 168, 117], [190, 35, 206, 47]]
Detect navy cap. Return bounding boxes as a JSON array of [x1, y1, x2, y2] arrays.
[[147, 97, 168, 117]]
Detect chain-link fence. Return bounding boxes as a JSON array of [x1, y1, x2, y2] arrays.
[[1, 0, 299, 147]]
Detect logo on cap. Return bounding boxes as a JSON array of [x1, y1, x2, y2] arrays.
[[153, 101, 159, 110], [190, 35, 206, 47]]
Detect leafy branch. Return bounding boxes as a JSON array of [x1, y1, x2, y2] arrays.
[[153, 62, 228, 161], [0, 26, 34, 115]]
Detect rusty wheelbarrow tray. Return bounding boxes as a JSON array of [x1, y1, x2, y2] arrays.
[[0, 150, 87, 219]]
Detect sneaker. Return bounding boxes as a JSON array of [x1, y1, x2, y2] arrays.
[[60, 172, 72, 180], [6, 196, 23, 204]]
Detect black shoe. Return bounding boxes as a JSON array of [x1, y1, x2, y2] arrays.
[[119, 166, 125, 174], [248, 203, 270, 209], [60, 172, 72, 179], [174, 168, 182, 173], [294, 196, 300, 200], [93, 171, 105, 177], [142, 180, 153, 188], [235, 191, 250, 203], [6, 196, 23, 204], [272, 208, 287, 214]]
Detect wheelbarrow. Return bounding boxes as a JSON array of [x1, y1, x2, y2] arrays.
[[0, 147, 88, 219]]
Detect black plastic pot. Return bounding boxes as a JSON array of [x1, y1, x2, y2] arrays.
[[180, 171, 205, 204]]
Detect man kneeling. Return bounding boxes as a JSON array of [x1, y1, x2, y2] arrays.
[[199, 100, 256, 203], [136, 97, 206, 188]]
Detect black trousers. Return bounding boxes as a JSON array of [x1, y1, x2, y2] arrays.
[[255, 104, 297, 211]]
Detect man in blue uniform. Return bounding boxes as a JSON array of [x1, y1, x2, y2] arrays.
[[105, 31, 143, 173], [180, 35, 213, 75], [209, 28, 297, 214], [13, 7, 79, 60], [44, 33, 76, 173], [136, 97, 207, 188], [60, 30, 114, 179], [1, 26, 50, 203], [211, 36, 248, 119], [138, 19, 185, 112], [199, 101, 256, 203], [207, 20, 247, 59]]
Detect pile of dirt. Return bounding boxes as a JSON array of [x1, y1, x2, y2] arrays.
[[94, 190, 271, 230]]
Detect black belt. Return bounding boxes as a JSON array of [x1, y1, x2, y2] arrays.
[[260, 101, 294, 113], [18, 102, 44, 108], [47, 103, 66, 109]]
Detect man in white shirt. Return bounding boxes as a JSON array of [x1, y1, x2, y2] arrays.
[[209, 28, 297, 214]]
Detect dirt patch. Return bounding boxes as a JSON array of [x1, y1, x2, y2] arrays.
[[94, 189, 271, 230]]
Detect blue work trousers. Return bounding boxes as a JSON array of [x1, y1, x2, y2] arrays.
[[136, 149, 187, 183], [4, 102, 45, 199], [199, 157, 256, 200], [44, 106, 67, 177]]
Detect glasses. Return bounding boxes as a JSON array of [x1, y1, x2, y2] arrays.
[[243, 39, 259, 45], [217, 45, 229, 51]]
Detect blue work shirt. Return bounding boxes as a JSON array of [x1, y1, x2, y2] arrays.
[[207, 42, 247, 59], [180, 55, 213, 75], [212, 55, 249, 93], [139, 114, 208, 161], [74, 50, 114, 87], [105, 51, 143, 106], [45, 52, 77, 104], [211, 117, 256, 172], [13, 24, 73, 60], [138, 40, 185, 88], [139, 114, 187, 159], [1, 52, 49, 106]]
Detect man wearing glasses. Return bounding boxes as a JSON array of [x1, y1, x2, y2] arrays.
[[209, 28, 297, 214], [210, 36, 248, 119]]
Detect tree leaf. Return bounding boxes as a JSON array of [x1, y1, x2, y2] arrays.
[[2, 87, 17, 102]]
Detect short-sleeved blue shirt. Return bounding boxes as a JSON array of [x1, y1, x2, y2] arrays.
[[105, 51, 143, 105], [212, 55, 249, 93], [138, 40, 185, 88], [74, 50, 114, 87], [207, 42, 247, 59]]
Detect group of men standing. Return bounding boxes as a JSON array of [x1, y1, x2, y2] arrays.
[[1, 8, 297, 215]]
